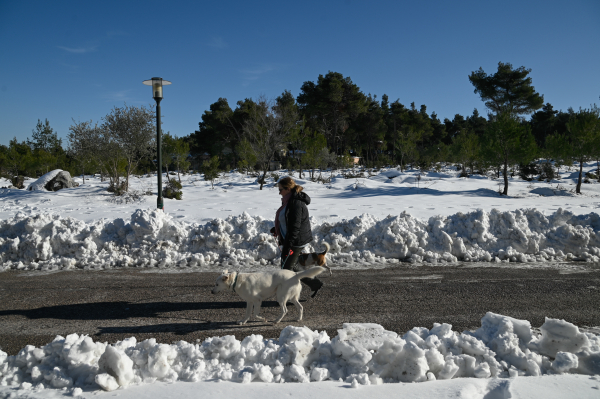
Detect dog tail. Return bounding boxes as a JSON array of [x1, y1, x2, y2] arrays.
[[292, 266, 327, 281]]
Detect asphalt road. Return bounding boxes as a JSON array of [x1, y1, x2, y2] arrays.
[[1, 264, 599, 355]]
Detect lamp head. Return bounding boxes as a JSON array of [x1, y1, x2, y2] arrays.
[[143, 77, 172, 99]]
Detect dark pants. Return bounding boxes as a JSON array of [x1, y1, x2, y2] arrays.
[[281, 246, 323, 292]]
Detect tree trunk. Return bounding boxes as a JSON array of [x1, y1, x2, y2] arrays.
[[576, 160, 583, 194], [259, 169, 267, 190], [502, 161, 509, 195]]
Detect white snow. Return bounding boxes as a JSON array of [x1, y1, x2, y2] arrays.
[[1, 313, 599, 398], [1, 163, 600, 398], [2, 165, 600, 272]]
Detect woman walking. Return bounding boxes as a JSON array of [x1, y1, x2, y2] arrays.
[[272, 176, 324, 298]]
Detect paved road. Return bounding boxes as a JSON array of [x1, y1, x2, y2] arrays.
[[1, 264, 600, 355]]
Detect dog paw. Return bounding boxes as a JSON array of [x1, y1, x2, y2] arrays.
[[238, 321, 247, 325]]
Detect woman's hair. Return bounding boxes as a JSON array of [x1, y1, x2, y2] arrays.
[[278, 176, 303, 194]]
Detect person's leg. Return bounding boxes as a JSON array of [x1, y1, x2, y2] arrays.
[[281, 247, 324, 298], [281, 248, 301, 270], [300, 277, 323, 298]]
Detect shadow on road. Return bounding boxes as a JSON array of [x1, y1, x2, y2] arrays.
[[0, 300, 283, 320]]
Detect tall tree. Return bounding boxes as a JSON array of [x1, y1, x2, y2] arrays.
[[469, 62, 544, 116]]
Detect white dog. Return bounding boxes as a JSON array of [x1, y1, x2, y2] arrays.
[[211, 266, 326, 325]]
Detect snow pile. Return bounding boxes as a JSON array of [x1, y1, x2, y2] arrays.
[[26, 169, 63, 191], [2, 206, 600, 271], [0, 313, 598, 394]]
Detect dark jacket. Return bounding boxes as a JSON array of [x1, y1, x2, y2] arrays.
[[282, 191, 313, 252]]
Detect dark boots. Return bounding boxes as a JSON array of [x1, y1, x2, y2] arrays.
[[301, 278, 323, 298]]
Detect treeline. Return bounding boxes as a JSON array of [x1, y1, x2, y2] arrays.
[[190, 63, 600, 194], [2, 62, 599, 196]]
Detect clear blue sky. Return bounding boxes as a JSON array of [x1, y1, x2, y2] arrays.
[[1, 0, 598, 147]]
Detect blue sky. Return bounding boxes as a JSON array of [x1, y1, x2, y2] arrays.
[[0, 0, 598, 147]]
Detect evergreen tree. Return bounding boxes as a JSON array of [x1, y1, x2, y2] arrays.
[[530, 103, 559, 146], [469, 62, 544, 116], [28, 119, 62, 154], [386, 99, 408, 165], [470, 62, 542, 194], [354, 94, 386, 167], [172, 136, 191, 182], [482, 113, 537, 195], [297, 71, 367, 154], [202, 155, 220, 189], [547, 106, 600, 194]]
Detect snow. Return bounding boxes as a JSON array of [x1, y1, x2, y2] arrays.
[[2, 165, 600, 272], [1, 163, 600, 398], [1, 314, 599, 398]]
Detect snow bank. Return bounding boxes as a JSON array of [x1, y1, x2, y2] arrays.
[[1, 313, 598, 395], [2, 207, 600, 272]]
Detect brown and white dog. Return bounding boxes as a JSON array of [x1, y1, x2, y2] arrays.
[[294, 242, 332, 275]]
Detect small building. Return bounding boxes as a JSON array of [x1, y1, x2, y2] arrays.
[[269, 160, 282, 171]]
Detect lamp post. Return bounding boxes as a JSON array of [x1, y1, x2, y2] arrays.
[[143, 77, 171, 210]]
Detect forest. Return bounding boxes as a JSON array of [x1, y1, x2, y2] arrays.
[[1, 62, 599, 196]]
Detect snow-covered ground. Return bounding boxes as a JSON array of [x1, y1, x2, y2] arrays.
[[2, 165, 600, 272], [1, 164, 600, 398]]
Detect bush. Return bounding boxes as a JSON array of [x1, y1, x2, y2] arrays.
[[108, 189, 148, 205], [11, 175, 25, 189], [163, 178, 183, 200], [108, 180, 127, 196], [518, 162, 540, 181], [540, 162, 556, 181]]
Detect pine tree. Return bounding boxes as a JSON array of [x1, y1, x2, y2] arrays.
[[469, 62, 544, 116], [482, 113, 537, 195]]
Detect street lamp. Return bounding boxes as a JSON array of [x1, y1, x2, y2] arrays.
[[143, 77, 171, 210]]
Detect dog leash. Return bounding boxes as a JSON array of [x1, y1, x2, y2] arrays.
[[280, 248, 295, 269], [230, 272, 239, 292]]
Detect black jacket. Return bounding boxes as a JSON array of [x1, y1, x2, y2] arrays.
[[282, 191, 313, 252]]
